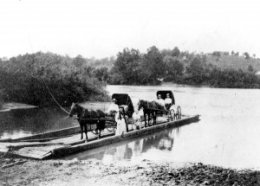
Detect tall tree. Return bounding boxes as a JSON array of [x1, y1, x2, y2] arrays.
[[73, 55, 86, 68], [186, 57, 205, 83], [163, 55, 184, 82], [141, 46, 164, 84], [172, 47, 180, 57], [243, 52, 250, 60], [110, 48, 141, 84]]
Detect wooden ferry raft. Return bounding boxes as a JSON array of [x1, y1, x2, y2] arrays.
[[0, 115, 199, 160]]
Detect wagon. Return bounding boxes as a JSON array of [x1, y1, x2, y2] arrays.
[[156, 90, 181, 120], [156, 90, 175, 105], [112, 93, 134, 118]]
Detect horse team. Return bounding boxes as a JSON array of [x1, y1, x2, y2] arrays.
[[69, 91, 181, 142]]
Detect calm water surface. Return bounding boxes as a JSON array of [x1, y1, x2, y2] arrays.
[[1, 84, 260, 169]]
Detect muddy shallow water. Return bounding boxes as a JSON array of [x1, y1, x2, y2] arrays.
[[1, 84, 260, 170]]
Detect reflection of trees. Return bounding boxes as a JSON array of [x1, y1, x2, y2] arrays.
[[0, 108, 75, 139]]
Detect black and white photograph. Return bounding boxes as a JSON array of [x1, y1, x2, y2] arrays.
[[1, 0, 260, 185]]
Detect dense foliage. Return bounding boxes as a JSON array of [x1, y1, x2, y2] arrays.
[[107, 47, 260, 88], [1, 47, 260, 107], [0, 52, 109, 107]]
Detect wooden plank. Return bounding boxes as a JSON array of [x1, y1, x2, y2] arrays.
[[11, 145, 65, 159]]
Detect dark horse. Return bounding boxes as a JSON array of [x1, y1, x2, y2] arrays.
[[137, 100, 166, 127], [69, 103, 106, 141]]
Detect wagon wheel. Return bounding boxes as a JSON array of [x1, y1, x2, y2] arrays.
[[106, 121, 117, 133], [91, 129, 99, 135], [106, 126, 116, 133]]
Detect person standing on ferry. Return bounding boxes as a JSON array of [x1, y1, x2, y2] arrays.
[[165, 93, 173, 110], [107, 98, 119, 116]]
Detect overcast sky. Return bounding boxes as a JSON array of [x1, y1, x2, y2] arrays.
[[1, 0, 260, 58]]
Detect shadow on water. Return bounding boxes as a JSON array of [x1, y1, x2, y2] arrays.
[[0, 107, 76, 139]]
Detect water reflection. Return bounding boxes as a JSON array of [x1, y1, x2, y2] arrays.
[[65, 127, 179, 161], [0, 107, 76, 139]]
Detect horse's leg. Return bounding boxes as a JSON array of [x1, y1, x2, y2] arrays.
[[148, 112, 152, 126], [98, 128, 101, 139], [80, 123, 83, 140], [144, 112, 147, 127], [84, 124, 88, 142], [147, 113, 151, 126], [97, 120, 102, 139], [150, 112, 154, 126], [153, 111, 157, 125], [100, 120, 105, 138]]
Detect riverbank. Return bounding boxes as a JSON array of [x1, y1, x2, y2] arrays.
[[1, 157, 260, 186]]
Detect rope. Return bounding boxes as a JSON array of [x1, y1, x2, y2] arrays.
[[40, 79, 70, 115], [21, 69, 71, 115]]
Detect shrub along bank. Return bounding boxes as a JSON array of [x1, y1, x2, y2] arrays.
[[0, 52, 109, 107]]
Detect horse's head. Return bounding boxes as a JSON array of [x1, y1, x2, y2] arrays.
[[137, 100, 144, 111], [69, 102, 81, 117]]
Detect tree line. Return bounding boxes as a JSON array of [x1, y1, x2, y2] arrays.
[[104, 46, 260, 88], [0, 52, 109, 107], [0, 47, 259, 108]]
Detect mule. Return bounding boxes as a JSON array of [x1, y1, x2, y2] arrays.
[[137, 100, 166, 127], [69, 103, 106, 141]]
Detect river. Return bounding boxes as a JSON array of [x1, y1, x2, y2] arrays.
[[1, 84, 260, 170]]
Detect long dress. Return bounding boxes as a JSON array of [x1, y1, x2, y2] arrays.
[[115, 112, 127, 136]]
